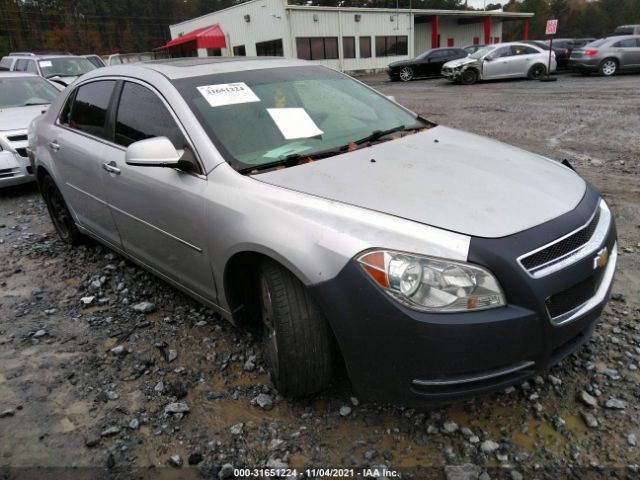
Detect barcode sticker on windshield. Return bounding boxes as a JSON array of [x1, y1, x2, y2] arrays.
[[197, 82, 260, 107], [39, 61, 53, 67]]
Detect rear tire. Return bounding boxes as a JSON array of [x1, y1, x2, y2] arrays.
[[259, 260, 335, 397], [460, 69, 478, 85], [599, 58, 617, 76], [399, 67, 414, 82], [41, 175, 84, 245], [528, 63, 546, 80]]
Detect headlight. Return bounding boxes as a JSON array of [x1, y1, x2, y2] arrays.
[[357, 250, 505, 313]]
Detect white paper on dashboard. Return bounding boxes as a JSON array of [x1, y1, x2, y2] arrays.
[[39, 61, 53, 67], [196, 82, 261, 107], [267, 108, 323, 140]]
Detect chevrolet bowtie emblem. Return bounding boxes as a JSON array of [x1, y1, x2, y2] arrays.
[[593, 247, 609, 269]]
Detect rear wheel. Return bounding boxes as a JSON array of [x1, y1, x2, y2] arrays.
[[460, 69, 478, 85], [399, 67, 414, 82], [528, 64, 546, 80], [599, 58, 617, 76], [259, 260, 334, 397], [41, 175, 84, 245]]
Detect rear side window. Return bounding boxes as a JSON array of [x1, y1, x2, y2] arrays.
[[68, 80, 116, 139], [613, 38, 637, 48], [114, 82, 185, 149]]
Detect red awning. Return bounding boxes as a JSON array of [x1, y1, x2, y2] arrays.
[[156, 25, 226, 50]]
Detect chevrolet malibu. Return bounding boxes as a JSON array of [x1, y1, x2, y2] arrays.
[[29, 58, 616, 404]]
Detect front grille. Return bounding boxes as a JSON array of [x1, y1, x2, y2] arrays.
[[545, 272, 601, 318], [521, 209, 600, 272], [0, 168, 16, 179]]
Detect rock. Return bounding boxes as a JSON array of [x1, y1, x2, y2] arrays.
[[167, 349, 178, 363], [154, 381, 165, 393], [511, 472, 523, 480], [219, 463, 235, 479], [339, 405, 352, 417], [0, 408, 15, 418], [110, 345, 126, 355], [350, 396, 360, 406], [106, 391, 119, 401], [548, 375, 562, 386], [164, 402, 190, 414], [480, 440, 500, 454], [128, 418, 140, 430], [188, 453, 204, 465], [364, 449, 378, 461], [132, 301, 156, 313], [33, 329, 46, 338], [85, 434, 100, 447], [253, 393, 274, 410], [603, 369, 621, 380], [443, 420, 459, 433], [101, 426, 121, 437], [578, 390, 598, 408], [269, 439, 285, 451], [628, 433, 637, 446], [444, 463, 482, 480], [266, 457, 288, 469], [229, 423, 244, 435], [581, 411, 599, 428], [168, 455, 183, 468], [243, 355, 257, 372], [604, 398, 626, 410], [469, 435, 480, 444], [80, 296, 95, 305]]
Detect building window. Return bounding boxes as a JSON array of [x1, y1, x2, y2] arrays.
[[447, 38, 454, 47], [233, 45, 246, 56], [375, 36, 408, 57], [473, 37, 480, 45], [207, 48, 221, 56], [256, 39, 283, 57], [343, 37, 355, 59], [494, 37, 500, 44], [296, 37, 339, 60], [359, 36, 371, 58]]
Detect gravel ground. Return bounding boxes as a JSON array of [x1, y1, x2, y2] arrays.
[[1, 72, 639, 480]]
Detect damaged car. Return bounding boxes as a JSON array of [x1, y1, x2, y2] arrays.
[[442, 42, 556, 85], [29, 58, 616, 404]]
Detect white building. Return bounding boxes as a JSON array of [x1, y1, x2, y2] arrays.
[[160, 0, 533, 73]]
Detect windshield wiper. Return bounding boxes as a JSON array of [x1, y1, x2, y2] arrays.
[[23, 102, 49, 106], [240, 124, 425, 175]]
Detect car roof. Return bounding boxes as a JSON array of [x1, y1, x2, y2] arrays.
[[0, 71, 39, 79], [85, 57, 312, 80], [7, 54, 86, 60]]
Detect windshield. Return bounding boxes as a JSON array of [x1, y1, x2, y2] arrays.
[[174, 66, 425, 171], [585, 38, 608, 48], [0, 76, 60, 108], [470, 46, 495, 59], [38, 57, 96, 78]]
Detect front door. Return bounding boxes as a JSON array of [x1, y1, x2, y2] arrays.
[[101, 80, 215, 300], [482, 46, 516, 79], [50, 80, 121, 246]]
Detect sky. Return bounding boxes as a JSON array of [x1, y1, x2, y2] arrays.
[[465, 0, 503, 8]]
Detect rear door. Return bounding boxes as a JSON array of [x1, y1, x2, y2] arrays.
[[613, 38, 640, 67], [100, 80, 215, 299], [50, 80, 122, 246], [510, 45, 542, 76]]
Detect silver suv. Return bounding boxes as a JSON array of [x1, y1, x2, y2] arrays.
[[29, 58, 617, 404], [1, 52, 97, 86]]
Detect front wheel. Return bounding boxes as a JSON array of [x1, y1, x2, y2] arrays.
[[259, 260, 335, 397], [41, 175, 85, 245], [528, 64, 546, 80], [399, 67, 414, 82], [460, 69, 478, 85], [599, 58, 617, 76]]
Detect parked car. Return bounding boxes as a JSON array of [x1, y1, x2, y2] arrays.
[[0, 72, 61, 187], [102, 52, 168, 66], [569, 36, 640, 76], [612, 25, 640, 36], [442, 42, 556, 84], [29, 58, 617, 404], [463, 44, 487, 55], [83, 54, 107, 68], [388, 48, 468, 82], [1, 52, 97, 86]]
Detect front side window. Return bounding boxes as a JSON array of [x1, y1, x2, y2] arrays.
[[513, 45, 539, 55], [491, 47, 513, 59], [115, 82, 186, 149], [38, 57, 96, 79], [14, 59, 29, 72], [67, 80, 116, 139], [0, 76, 59, 109], [174, 66, 423, 172]]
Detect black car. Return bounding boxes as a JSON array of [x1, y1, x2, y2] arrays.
[[388, 48, 468, 82], [463, 44, 487, 55], [525, 39, 595, 69]]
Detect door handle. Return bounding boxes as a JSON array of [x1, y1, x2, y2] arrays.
[[102, 161, 121, 175], [48, 140, 60, 152]]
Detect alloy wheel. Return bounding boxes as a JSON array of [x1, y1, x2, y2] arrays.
[[601, 60, 617, 76], [399, 67, 414, 82]]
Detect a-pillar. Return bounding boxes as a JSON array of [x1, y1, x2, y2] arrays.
[[432, 15, 439, 48], [484, 16, 491, 44]]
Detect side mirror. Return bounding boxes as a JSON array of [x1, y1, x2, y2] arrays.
[[484, 55, 494, 61], [125, 137, 182, 167]]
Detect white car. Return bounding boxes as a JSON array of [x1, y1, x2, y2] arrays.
[[0, 72, 61, 187], [442, 42, 557, 84]]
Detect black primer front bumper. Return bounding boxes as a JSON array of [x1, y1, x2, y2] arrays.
[[311, 185, 616, 405]]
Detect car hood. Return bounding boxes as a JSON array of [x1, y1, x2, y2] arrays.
[[388, 60, 414, 68], [47, 76, 77, 86], [444, 57, 479, 68], [254, 126, 586, 239], [0, 105, 48, 131]]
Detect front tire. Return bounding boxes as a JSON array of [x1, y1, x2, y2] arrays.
[[599, 58, 617, 76], [460, 69, 478, 85], [399, 67, 414, 82], [528, 64, 546, 80], [41, 175, 85, 245], [259, 260, 334, 397]]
